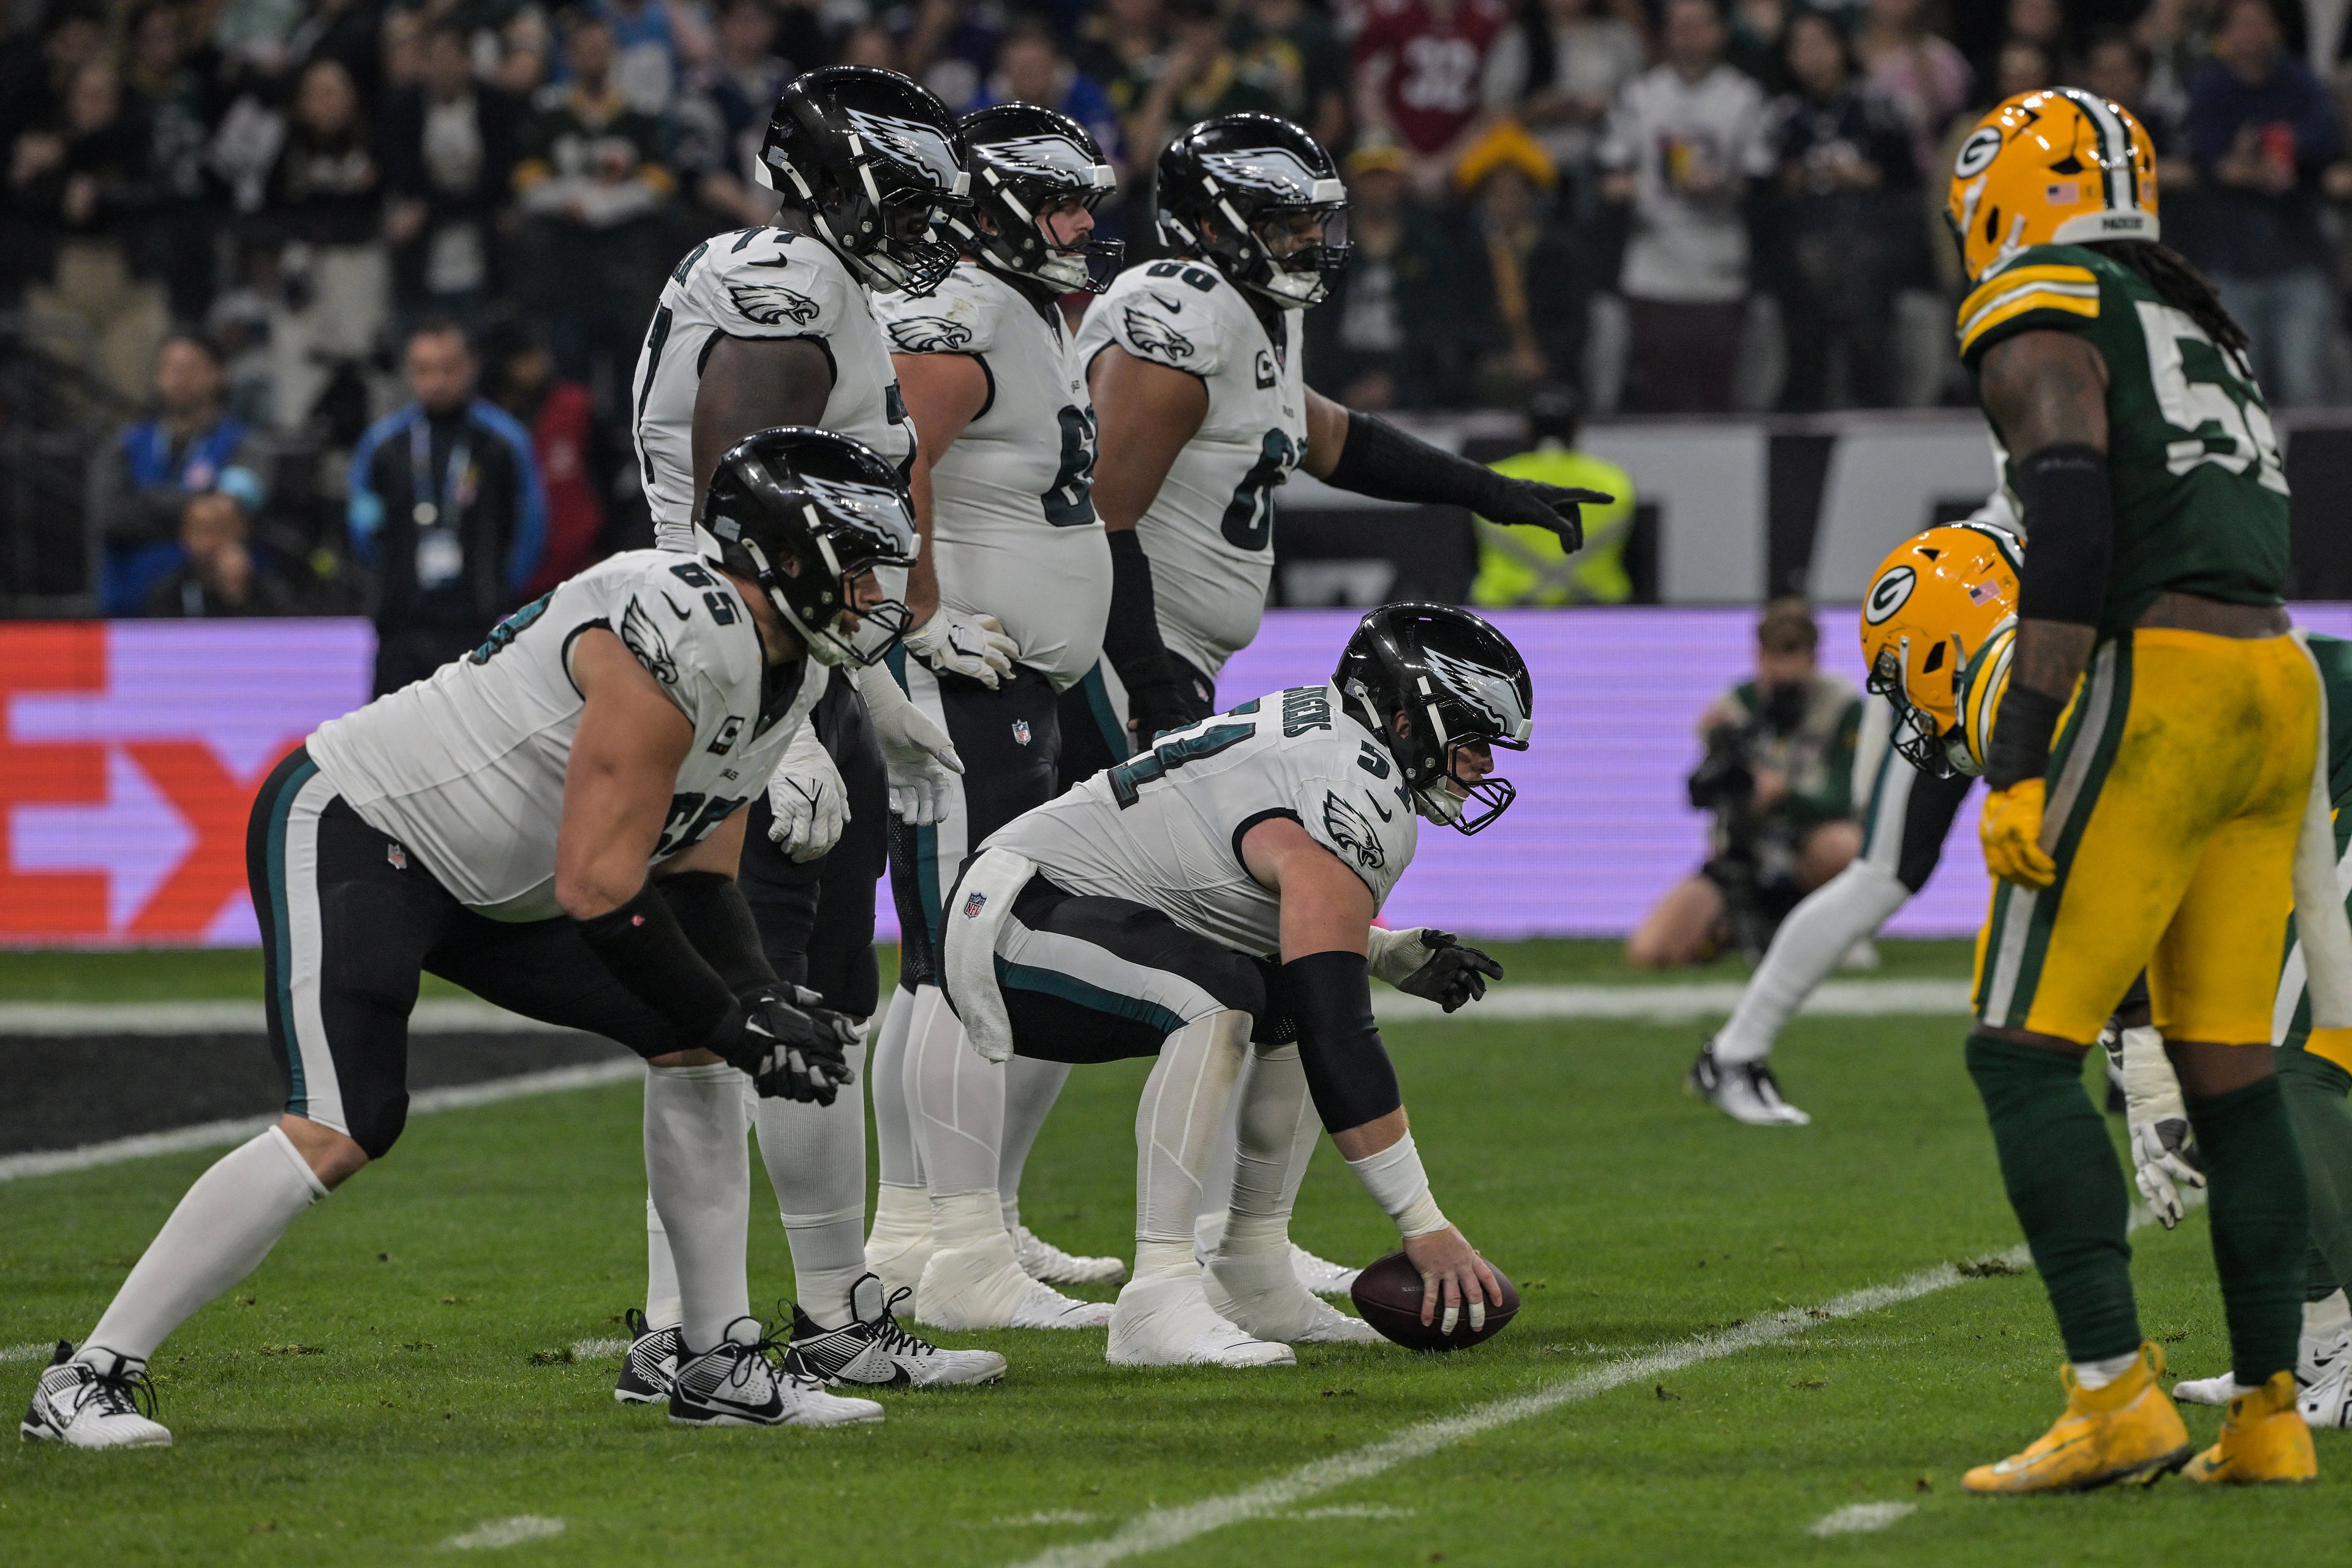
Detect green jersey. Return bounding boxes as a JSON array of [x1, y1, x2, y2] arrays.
[[1958, 243, 2289, 636], [2274, 633, 2352, 1052]]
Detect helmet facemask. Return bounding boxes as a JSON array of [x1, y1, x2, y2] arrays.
[[1866, 637, 1963, 779]]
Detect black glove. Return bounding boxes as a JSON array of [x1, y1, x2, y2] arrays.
[[1480, 481, 1613, 554], [722, 984, 860, 1104], [1126, 654, 1205, 748], [1395, 930, 1504, 1014]]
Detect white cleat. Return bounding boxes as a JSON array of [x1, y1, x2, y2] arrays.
[[20, 1344, 172, 1449], [1206, 1251, 1384, 1346], [1012, 1224, 1128, 1286], [791, 1274, 1007, 1389], [2172, 1371, 2243, 1406], [669, 1317, 883, 1428], [2178, 1318, 2352, 1410], [1687, 1043, 1810, 1126], [2302, 1315, 2351, 1385], [2301, 1355, 2352, 1429], [1289, 1243, 1360, 1297], [917, 1231, 1112, 1331], [1107, 1269, 1295, 1368]]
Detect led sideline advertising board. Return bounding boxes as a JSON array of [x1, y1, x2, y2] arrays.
[[9, 609, 2352, 946]]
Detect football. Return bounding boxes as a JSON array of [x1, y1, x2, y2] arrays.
[[1350, 1250, 1521, 1351]]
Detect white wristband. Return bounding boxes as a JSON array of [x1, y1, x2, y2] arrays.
[[1345, 1131, 1449, 1238]]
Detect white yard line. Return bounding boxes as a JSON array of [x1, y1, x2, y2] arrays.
[[1, 1342, 55, 1364], [0, 1060, 643, 1183], [0, 999, 579, 1036], [440, 1517, 567, 1550], [1807, 1502, 1917, 1537], [570, 1338, 630, 1360]]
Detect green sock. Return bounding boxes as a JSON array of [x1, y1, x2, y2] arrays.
[[2185, 1073, 2309, 1386], [1966, 1033, 2141, 1363], [2275, 1048, 2352, 1303]]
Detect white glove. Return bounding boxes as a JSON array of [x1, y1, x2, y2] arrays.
[[851, 660, 965, 825], [766, 723, 848, 863], [2104, 1019, 2203, 1228], [905, 607, 1018, 688]]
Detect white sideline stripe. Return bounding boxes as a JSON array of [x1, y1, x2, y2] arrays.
[[0, 998, 584, 1036], [1, 1342, 54, 1364], [0, 1060, 644, 1183], [440, 1516, 567, 1550], [571, 1338, 630, 1360], [1374, 978, 1972, 1024], [1808, 1502, 1915, 1537]]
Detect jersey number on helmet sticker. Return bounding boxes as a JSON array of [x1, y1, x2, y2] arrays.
[[1220, 429, 1298, 551], [1043, 405, 1099, 527], [1107, 722, 1256, 807]]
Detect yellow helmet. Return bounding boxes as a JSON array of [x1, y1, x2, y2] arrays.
[[1859, 522, 2022, 777], [1946, 88, 2158, 284]]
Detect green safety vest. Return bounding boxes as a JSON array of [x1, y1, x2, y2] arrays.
[[1469, 445, 1638, 608]]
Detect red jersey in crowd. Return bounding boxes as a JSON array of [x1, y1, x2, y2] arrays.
[[522, 380, 607, 595], [1352, 0, 1513, 155]]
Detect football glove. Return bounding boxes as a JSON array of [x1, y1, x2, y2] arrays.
[[905, 607, 1017, 688], [2103, 1017, 2203, 1229], [723, 983, 861, 1105], [850, 660, 965, 826], [1980, 778, 2056, 889], [766, 725, 847, 863], [1125, 652, 1206, 748], [1368, 927, 1503, 1013], [1480, 481, 1613, 554]]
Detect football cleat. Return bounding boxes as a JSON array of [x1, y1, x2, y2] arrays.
[[2173, 1370, 2239, 1407], [668, 1316, 883, 1428], [614, 1308, 680, 1405], [2174, 1314, 2351, 1408], [1687, 1043, 1810, 1126], [2182, 1371, 2317, 1484], [1962, 1343, 2191, 1494], [916, 1231, 1114, 1331], [790, 1274, 1006, 1389], [1205, 1249, 1383, 1346], [1288, 1243, 1361, 1297], [1109, 1268, 1295, 1368], [21, 1343, 171, 1449], [2300, 1355, 2352, 1430], [1012, 1224, 1127, 1286]]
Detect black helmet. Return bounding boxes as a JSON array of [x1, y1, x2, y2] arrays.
[[1336, 604, 1532, 834], [697, 427, 921, 667], [1156, 113, 1349, 308], [758, 66, 972, 296], [954, 103, 1123, 295]]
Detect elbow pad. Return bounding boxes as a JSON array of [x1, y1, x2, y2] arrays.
[[1283, 949, 1403, 1133], [655, 870, 776, 996], [2012, 444, 2113, 628], [575, 881, 741, 1053]]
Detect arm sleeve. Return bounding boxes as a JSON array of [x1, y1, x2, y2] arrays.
[[1283, 950, 1404, 1133], [654, 869, 777, 996]]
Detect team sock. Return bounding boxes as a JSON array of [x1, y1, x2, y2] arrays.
[[755, 1041, 869, 1327], [644, 1194, 682, 1332], [1715, 861, 1909, 1066], [909, 984, 1002, 1199], [1964, 1033, 2141, 1363], [870, 986, 924, 1189], [2277, 1047, 2352, 1298], [643, 1061, 751, 1354], [1135, 1012, 1248, 1261], [1223, 1044, 1314, 1258], [84, 1125, 328, 1366], [2185, 1072, 2310, 1387], [997, 1055, 1071, 1226]]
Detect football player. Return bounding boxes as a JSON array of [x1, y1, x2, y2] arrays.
[[22, 430, 910, 1447], [619, 66, 1006, 1397], [1875, 88, 2334, 1480], [861, 104, 1134, 1332], [935, 605, 1516, 1365]]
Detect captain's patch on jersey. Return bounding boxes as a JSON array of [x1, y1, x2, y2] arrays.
[[619, 597, 681, 685], [889, 315, 974, 353], [1123, 304, 1194, 362], [1322, 791, 1387, 870], [726, 281, 821, 326]]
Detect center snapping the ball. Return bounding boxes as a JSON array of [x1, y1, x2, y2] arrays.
[[1351, 1251, 1520, 1351]]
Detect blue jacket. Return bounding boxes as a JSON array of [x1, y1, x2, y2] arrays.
[[348, 398, 548, 630], [2184, 54, 2343, 276]]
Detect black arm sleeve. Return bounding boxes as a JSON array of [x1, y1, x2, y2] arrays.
[[575, 880, 742, 1053], [1103, 531, 1178, 691], [2011, 443, 2112, 628], [1322, 410, 1517, 515], [655, 870, 777, 996], [1283, 949, 1403, 1133]]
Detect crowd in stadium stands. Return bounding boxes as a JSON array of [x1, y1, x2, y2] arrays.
[[4, 0, 2352, 616]]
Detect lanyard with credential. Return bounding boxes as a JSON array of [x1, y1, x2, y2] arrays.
[[408, 416, 472, 590]]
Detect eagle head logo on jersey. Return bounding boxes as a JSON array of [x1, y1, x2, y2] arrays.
[[889, 315, 974, 354], [727, 281, 822, 327], [618, 597, 682, 686], [1321, 791, 1386, 871], [1122, 304, 1194, 363]]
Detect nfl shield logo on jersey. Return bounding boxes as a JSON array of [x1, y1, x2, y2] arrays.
[[1011, 719, 1031, 747], [386, 842, 407, 871], [963, 890, 988, 919]]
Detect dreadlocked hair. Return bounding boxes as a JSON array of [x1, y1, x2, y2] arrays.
[[2089, 239, 2251, 362]]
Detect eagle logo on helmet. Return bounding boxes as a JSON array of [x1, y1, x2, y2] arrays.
[[1121, 306, 1194, 362], [888, 315, 974, 354], [1423, 647, 1526, 741], [1321, 792, 1386, 870], [728, 282, 821, 326]]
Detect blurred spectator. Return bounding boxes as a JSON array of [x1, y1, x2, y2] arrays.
[[902, 0, 1011, 114], [262, 58, 390, 433], [1767, 8, 1918, 411], [514, 15, 673, 421], [349, 320, 546, 695], [378, 6, 425, 96], [1229, 0, 1352, 155], [2184, 0, 2348, 407], [2081, 29, 2171, 143], [1627, 598, 1862, 967], [1726, 0, 1790, 94], [127, 1, 228, 323], [1352, 0, 1519, 200], [1455, 123, 1587, 408], [1305, 142, 1463, 408], [1505, 0, 1648, 198], [14, 59, 170, 404], [92, 333, 269, 616], [1077, 0, 1166, 104], [839, 20, 903, 71], [592, 0, 713, 116], [1992, 0, 2075, 85], [145, 490, 301, 617], [1118, 0, 1280, 172], [1470, 385, 1635, 606], [1989, 36, 2055, 103], [0, 6, 110, 162], [2139, 0, 2223, 126], [673, 0, 794, 232], [981, 20, 1125, 172], [488, 324, 624, 594], [1855, 0, 1971, 178], [497, 9, 556, 97], [284, 0, 389, 105], [1599, 0, 1774, 414], [382, 23, 525, 330]]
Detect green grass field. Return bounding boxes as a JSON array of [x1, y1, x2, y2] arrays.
[[1, 941, 2342, 1565]]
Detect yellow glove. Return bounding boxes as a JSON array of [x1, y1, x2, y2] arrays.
[[1981, 778, 2056, 889]]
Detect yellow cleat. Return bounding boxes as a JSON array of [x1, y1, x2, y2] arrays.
[[2181, 1371, 2317, 1486], [1964, 1343, 2193, 1494]]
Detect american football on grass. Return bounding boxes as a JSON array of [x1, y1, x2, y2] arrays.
[[1350, 1250, 1520, 1351]]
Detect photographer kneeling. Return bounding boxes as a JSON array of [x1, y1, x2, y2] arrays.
[[1628, 600, 1863, 967]]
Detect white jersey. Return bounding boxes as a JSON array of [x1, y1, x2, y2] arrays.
[[1074, 259, 1307, 680], [876, 264, 1110, 692], [307, 551, 821, 921], [633, 225, 915, 552], [985, 683, 1415, 959]]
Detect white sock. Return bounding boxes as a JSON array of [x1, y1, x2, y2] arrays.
[[870, 987, 924, 1189], [909, 985, 1003, 1199], [644, 1193, 682, 1333], [870, 1180, 930, 1245], [997, 1054, 1069, 1227], [1134, 1237, 1196, 1280], [85, 1126, 327, 1365], [643, 1061, 750, 1354], [1224, 1044, 1314, 1257], [2306, 1289, 2351, 1341], [754, 1040, 869, 1327], [932, 1188, 1007, 1250], [1714, 859, 1910, 1065], [1136, 1012, 1249, 1253], [2072, 1352, 2140, 1390]]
